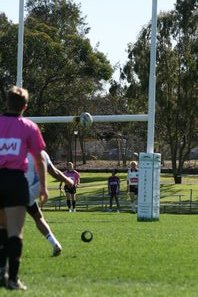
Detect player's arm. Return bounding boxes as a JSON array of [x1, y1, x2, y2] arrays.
[[48, 163, 74, 187], [33, 152, 48, 204], [74, 171, 80, 187]]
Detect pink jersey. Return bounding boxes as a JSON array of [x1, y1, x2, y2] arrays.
[[63, 170, 80, 186], [0, 115, 45, 171]]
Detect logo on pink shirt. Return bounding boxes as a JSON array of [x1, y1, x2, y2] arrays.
[[0, 138, 21, 155]]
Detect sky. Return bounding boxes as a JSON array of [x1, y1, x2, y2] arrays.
[[0, 0, 176, 76]]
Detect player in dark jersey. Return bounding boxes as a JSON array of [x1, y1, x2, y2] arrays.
[[107, 169, 120, 212]]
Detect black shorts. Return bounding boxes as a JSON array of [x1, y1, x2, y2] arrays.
[[0, 168, 29, 208], [64, 185, 76, 195], [27, 201, 40, 216], [129, 185, 138, 195]]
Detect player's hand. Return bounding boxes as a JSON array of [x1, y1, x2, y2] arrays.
[[39, 186, 48, 205], [65, 177, 74, 188], [68, 180, 74, 188]]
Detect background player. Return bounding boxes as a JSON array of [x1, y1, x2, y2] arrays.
[[127, 161, 139, 213], [107, 169, 120, 212], [59, 162, 80, 212]]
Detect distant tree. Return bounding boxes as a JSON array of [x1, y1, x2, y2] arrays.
[[120, 0, 198, 182], [0, 0, 113, 161]]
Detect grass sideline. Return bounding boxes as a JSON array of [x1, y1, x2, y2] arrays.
[[1, 213, 198, 297]]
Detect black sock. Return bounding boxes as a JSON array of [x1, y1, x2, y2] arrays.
[[7, 236, 22, 282], [67, 199, 71, 209], [0, 229, 8, 269], [72, 200, 76, 209], [115, 196, 120, 209], [109, 196, 113, 208]]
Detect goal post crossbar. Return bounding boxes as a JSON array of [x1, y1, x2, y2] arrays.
[[27, 114, 148, 124]]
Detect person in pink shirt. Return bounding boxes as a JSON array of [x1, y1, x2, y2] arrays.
[[0, 86, 48, 290], [59, 162, 80, 212]]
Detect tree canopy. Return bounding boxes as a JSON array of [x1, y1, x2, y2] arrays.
[[0, 0, 197, 176], [0, 0, 113, 159], [119, 0, 198, 180]]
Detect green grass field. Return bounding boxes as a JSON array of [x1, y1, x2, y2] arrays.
[[1, 212, 197, 297], [1, 173, 197, 296]]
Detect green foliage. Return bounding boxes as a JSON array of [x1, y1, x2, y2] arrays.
[[0, 0, 197, 171], [0, 0, 113, 157], [119, 1, 198, 180]]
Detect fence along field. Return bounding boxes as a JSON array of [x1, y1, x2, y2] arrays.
[[45, 172, 198, 214]]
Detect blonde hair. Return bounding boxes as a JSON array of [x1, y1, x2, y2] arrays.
[[67, 162, 74, 169], [130, 161, 137, 167], [7, 86, 29, 112]]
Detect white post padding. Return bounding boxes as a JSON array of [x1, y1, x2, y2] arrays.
[[137, 153, 161, 221], [136, 0, 160, 222]]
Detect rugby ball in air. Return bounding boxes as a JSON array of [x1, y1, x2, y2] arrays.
[[79, 112, 93, 128]]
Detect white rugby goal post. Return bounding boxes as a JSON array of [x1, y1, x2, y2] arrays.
[[17, 0, 160, 221]]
